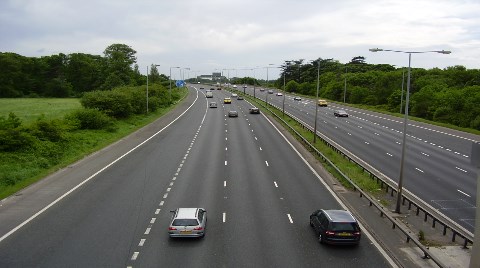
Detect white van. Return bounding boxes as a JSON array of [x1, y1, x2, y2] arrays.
[[206, 91, 213, 98]]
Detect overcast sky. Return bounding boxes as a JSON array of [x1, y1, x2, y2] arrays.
[[1, 0, 479, 80]]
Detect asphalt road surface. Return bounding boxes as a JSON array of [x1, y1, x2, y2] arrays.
[[243, 86, 479, 233], [0, 86, 393, 267]]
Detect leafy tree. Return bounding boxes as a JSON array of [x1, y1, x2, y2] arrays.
[[102, 44, 137, 89]]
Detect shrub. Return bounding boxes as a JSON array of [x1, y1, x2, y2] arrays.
[[29, 117, 64, 142], [65, 108, 115, 130], [0, 128, 35, 151]]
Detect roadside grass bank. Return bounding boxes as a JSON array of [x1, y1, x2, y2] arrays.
[[0, 98, 82, 125], [0, 87, 188, 200]]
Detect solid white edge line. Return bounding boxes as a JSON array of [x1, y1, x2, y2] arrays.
[[0, 88, 200, 244], [261, 113, 399, 268]]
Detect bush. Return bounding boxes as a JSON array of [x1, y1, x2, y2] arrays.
[[65, 108, 115, 130], [81, 90, 133, 118], [29, 117, 64, 142], [0, 128, 35, 151]]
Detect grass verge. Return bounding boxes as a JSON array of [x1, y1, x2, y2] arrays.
[[0, 87, 188, 200]]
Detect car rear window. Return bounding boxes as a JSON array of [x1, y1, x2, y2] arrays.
[[330, 222, 359, 232], [172, 219, 199, 226]]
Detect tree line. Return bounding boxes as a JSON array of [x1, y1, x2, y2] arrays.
[[0, 44, 168, 97], [268, 57, 480, 130]]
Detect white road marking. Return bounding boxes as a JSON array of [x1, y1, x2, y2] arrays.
[[415, 168, 424, 173], [179, 163, 183, 168], [224, 181, 227, 187], [225, 161, 228, 166], [456, 167, 468, 173], [150, 218, 156, 224], [265, 161, 269, 167], [365, 141, 369, 144], [169, 182, 174, 186], [166, 188, 171, 192], [396, 141, 401, 145], [155, 209, 161, 215], [144, 228, 151, 235], [287, 214, 293, 223], [139, 239, 146, 246], [163, 193, 168, 198], [374, 133, 379, 136], [347, 133, 352, 136], [131, 252, 139, 260], [223, 212, 226, 223], [386, 153, 393, 157], [159, 201, 164, 206], [172, 177, 176, 181], [225, 137, 228, 141], [176, 168, 181, 173], [457, 189, 471, 197], [255, 137, 258, 140], [274, 181, 278, 188], [225, 147, 228, 151]]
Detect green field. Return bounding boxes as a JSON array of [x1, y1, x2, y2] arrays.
[[0, 98, 81, 124]]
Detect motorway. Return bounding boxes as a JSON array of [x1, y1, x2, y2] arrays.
[[0, 86, 392, 267], [240, 85, 480, 233]]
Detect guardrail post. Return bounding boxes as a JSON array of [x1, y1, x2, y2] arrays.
[[432, 218, 436, 228], [424, 212, 428, 222], [452, 232, 457, 242]]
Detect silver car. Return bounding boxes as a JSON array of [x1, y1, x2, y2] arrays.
[[168, 208, 207, 238]]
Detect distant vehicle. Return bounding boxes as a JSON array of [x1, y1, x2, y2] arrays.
[[259, 88, 265, 91], [209, 102, 217, 108], [206, 91, 213, 98], [233, 85, 237, 88], [243, 85, 247, 89], [228, 111, 238, 117], [168, 208, 207, 238], [334, 110, 348, 117], [318, 99, 328, 107], [231, 93, 238, 97], [310, 209, 361, 245], [224, 97, 232, 104], [200, 87, 204, 89], [210, 88, 215, 91], [237, 96, 244, 100], [249, 107, 260, 114], [276, 92, 283, 96], [293, 97, 302, 101], [217, 87, 222, 90], [268, 90, 274, 94], [197, 82, 200, 84]]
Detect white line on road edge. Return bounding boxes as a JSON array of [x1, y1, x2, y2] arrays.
[[287, 214, 293, 223], [223, 212, 226, 223], [261, 114, 398, 268], [0, 89, 200, 244]]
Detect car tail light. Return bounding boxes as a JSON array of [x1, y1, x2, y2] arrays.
[[193, 226, 203, 231], [168, 227, 177, 230], [354, 231, 361, 236], [325, 231, 335, 236]]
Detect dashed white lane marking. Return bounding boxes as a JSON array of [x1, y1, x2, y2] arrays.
[[396, 141, 401, 145], [225, 137, 228, 141], [163, 193, 168, 198], [287, 214, 293, 223], [415, 168, 424, 173], [159, 201, 164, 206], [176, 168, 181, 173], [386, 153, 393, 157], [166, 188, 171, 192], [155, 209, 160, 215], [144, 228, 151, 235], [131, 252, 139, 260], [274, 181, 278, 188], [457, 189, 471, 197], [255, 137, 258, 140], [150, 218, 156, 224], [169, 182, 174, 186], [225, 147, 228, 151], [421, 152, 430, 157], [374, 133, 380, 136], [225, 161, 228, 166], [265, 161, 269, 167], [224, 181, 227, 187], [139, 239, 146, 246], [365, 141, 370, 145], [259, 147, 262, 151], [347, 133, 352, 136], [456, 167, 468, 173], [223, 213, 226, 223], [172, 177, 176, 181]]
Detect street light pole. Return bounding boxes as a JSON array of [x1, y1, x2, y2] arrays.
[[343, 66, 347, 103], [369, 48, 451, 213], [400, 68, 405, 114], [314, 59, 320, 143], [169, 66, 180, 104]]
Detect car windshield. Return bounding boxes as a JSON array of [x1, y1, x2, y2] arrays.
[[330, 222, 359, 232], [172, 219, 199, 226]]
